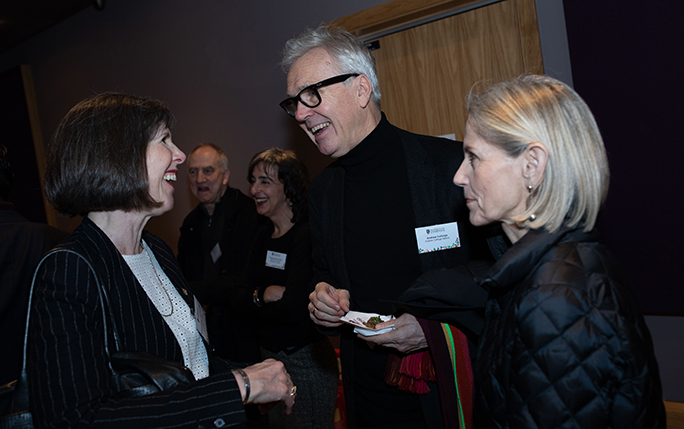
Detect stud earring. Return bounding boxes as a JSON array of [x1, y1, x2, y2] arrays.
[[528, 213, 537, 221], [527, 185, 533, 193]]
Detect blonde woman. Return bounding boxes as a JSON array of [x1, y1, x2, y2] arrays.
[[454, 76, 664, 428]]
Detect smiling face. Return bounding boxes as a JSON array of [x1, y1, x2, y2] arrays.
[[453, 121, 528, 230], [249, 162, 292, 224], [187, 146, 230, 212], [146, 125, 186, 215], [286, 48, 377, 158]]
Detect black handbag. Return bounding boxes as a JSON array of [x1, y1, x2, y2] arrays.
[[0, 249, 196, 427], [97, 251, 195, 399], [0, 375, 33, 429], [111, 351, 194, 398], [0, 375, 32, 429]]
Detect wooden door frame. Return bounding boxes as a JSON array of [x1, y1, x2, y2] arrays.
[[20, 65, 58, 227]]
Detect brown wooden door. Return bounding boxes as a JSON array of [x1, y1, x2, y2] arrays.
[[335, 0, 543, 140]]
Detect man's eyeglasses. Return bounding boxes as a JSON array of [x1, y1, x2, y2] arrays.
[[279, 73, 359, 117]]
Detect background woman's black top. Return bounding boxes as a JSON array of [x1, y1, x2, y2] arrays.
[[230, 220, 323, 353]]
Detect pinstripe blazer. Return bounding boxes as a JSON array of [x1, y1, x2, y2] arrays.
[[27, 216, 247, 429]]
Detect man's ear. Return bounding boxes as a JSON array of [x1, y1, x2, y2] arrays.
[[523, 142, 548, 188], [222, 168, 231, 186], [355, 74, 373, 109]]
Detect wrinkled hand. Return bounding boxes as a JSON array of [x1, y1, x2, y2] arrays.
[[360, 314, 427, 354], [233, 359, 295, 415], [263, 285, 286, 303], [308, 282, 350, 327]]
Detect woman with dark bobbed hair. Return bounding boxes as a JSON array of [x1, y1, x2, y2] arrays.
[[229, 148, 338, 429], [452, 75, 665, 428], [30, 93, 296, 428]]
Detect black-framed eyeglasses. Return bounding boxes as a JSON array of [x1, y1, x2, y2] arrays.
[[279, 73, 359, 117]]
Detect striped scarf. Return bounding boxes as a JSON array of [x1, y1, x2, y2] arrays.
[[384, 320, 473, 429]]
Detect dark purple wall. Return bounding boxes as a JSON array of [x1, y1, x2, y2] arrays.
[[0, 66, 46, 223], [0, 0, 388, 250], [563, 1, 684, 314]]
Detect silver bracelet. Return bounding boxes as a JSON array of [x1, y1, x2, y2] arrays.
[[236, 368, 250, 403]]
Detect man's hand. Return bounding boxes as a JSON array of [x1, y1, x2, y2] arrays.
[[308, 282, 350, 327], [360, 313, 427, 354]]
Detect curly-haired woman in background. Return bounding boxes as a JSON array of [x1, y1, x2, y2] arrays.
[[230, 148, 338, 429]]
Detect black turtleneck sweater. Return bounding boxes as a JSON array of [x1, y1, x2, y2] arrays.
[[339, 115, 426, 427], [308, 111, 472, 428], [339, 116, 422, 315]]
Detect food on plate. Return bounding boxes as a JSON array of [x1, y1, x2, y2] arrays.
[[363, 316, 383, 329]]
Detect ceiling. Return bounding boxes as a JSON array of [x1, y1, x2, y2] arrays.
[[0, 0, 101, 55]]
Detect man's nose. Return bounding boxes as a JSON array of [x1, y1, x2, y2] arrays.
[[294, 101, 313, 122]]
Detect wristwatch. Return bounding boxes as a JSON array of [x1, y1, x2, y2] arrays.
[[252, 288, 263, 307]]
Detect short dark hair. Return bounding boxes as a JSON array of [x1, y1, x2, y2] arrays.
[[45, 93, 176, 216], [247, 148, 309, 222], [0, 144, 14, 201]]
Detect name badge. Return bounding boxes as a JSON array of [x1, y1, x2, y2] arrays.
[[194, 297, 209, 343], [414, 222, 461, 254], [210, 243, 222, 264], [265, 250, 287, 270]]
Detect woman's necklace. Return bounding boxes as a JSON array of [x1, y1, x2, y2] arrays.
[[154, 269, 174, 317], [145, 247, 174, 317]]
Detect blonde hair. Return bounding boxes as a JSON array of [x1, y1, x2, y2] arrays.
[[467, 75, 609, 232]]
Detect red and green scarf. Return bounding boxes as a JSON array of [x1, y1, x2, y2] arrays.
[[384, 319, 473, 429]]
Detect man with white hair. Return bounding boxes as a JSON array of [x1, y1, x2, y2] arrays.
[[281, 25, 486, 428]]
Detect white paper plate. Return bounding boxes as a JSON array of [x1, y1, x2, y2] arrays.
[[340, 311, 394, 336]]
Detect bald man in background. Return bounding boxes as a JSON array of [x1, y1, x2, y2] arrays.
[[178, 143, 264, 363]]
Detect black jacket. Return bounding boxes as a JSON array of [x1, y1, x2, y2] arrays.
[[0, 205, 67, 386], [29, 217, 246, 428], [178, 187, 263, 294], [308, 115, 481, 428], [473, 227, 665, 428], [177, 187, 265, 363]]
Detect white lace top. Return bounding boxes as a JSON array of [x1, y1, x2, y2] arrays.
[[122, 241, 209, 380]]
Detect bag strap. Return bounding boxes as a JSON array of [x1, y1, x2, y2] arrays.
[[16, 248, 122, 411], [10, 264, 39, 412]]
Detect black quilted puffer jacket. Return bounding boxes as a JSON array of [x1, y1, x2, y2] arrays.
[[473, 227, 665, 428]]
